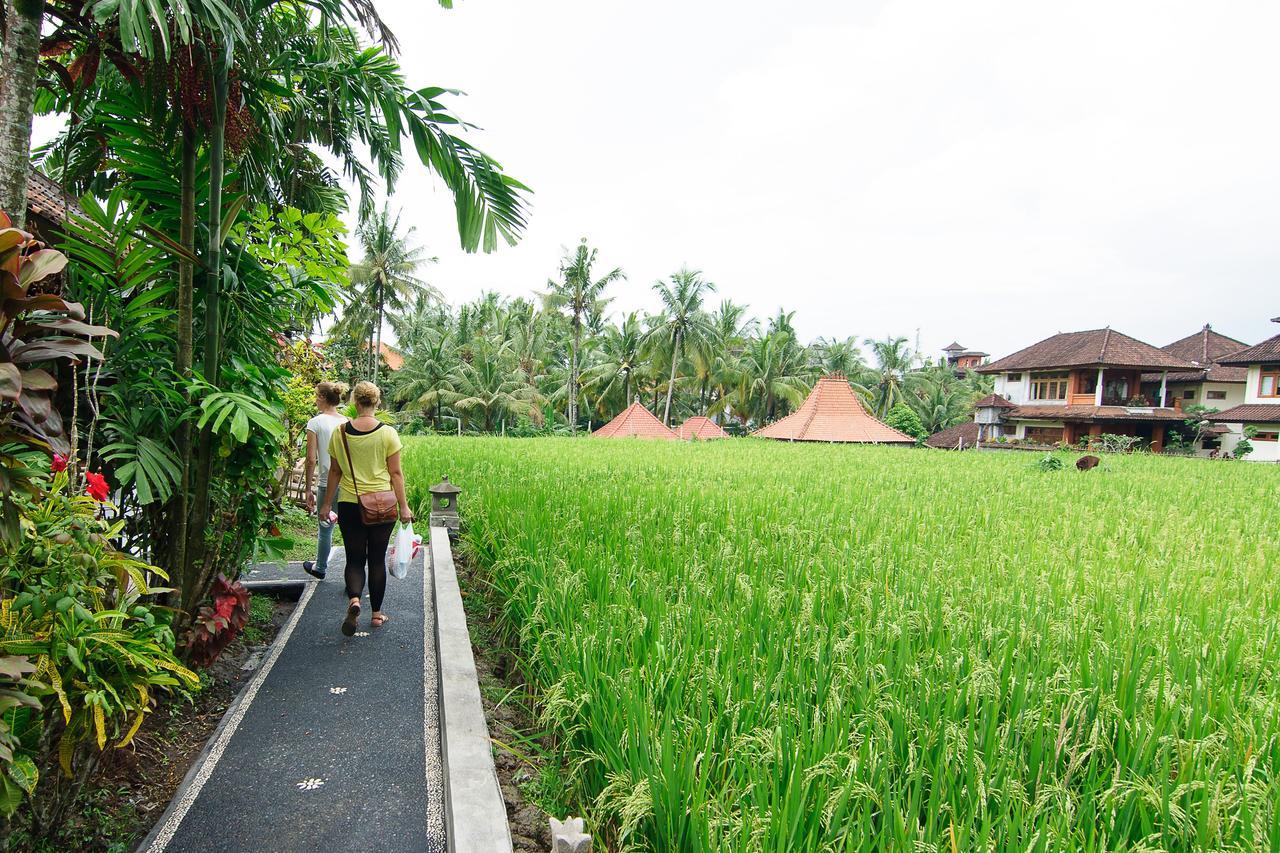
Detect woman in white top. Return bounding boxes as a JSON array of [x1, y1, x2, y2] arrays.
[[303, 381, 348, 579]]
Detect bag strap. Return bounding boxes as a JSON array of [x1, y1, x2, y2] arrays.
[[340, 425, 362, 499]]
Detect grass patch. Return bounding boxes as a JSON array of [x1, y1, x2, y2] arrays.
[[403, 436, 1280, 851], [271, 502, 342, 563], [240, 593, 277, 646]]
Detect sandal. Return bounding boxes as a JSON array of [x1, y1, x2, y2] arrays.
[[341, 600, 361, 636], [371, 613, 390, 628]]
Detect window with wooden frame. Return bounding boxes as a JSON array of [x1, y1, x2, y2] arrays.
[[1206, 390, 1227, 400], [1260, 368, 1280, 398], [1030, 372, 1069, 401], [1024, 426, 1065, 444], [1254, 431, 1279, 442]]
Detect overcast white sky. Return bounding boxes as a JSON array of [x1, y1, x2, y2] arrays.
[[350, 0, 1279, 359]]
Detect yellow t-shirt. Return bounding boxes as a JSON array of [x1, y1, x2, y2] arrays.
[[327, 423, 403, 502]]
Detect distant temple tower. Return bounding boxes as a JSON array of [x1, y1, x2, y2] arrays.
[[941, 342, 989, 375]]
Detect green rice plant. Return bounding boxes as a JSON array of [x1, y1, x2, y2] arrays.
[[402, 437, 1280, 851]]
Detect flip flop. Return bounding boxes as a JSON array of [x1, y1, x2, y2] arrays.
[[372, 613, 390, 628], [341, 600, 361, 636]]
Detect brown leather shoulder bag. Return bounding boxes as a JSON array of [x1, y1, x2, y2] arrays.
[[340, 425, 398, 525]]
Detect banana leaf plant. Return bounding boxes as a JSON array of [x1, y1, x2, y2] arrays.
[[0, 210, 115, 540]]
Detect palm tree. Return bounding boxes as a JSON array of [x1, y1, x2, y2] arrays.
[[582, 312, 645, 417], [813, 336, 865, 376], [543, 239, 624, 433], [645, 268, 717, 425], [697, 300, 757, 416], [862, 336, 916, 419], [448, 337, 542, 432], [908, 367, 971, 435], [338, 205, 438, 383], [394, 327, 457, 428], [713, 331, 810, 425]]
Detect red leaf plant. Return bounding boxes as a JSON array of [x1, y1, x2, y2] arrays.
[[185, 576, 253, 667]]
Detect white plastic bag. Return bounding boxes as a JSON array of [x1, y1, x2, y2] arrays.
[[390, 522, 415, 579]]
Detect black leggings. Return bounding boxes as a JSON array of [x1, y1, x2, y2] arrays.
[[336, 502, 394, 611]]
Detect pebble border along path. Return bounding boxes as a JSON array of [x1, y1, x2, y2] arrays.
[[141, 544, 446, 852]]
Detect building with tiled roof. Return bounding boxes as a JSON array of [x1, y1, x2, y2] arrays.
[[1133, 325, 1252, 455], [924, 421, 980, 450], [1209, 317, 1280, 461], [977, 328, 1194, 374], [593, 401, 677, 439], [940, 341, 988, 375], [753, 375, 914, 444], [975, 328, 1197, 451], [25, 168, 84, 241], [676, 416, 728, 440], [973, 393, 1015, 410]]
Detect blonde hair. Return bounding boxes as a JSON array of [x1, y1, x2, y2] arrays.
[[316, 381, 347, 407], [353, 380, 382, 410]]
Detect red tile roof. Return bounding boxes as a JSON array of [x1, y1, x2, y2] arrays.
[[1007, 404, 1186, 422], [974, 393, 1015, 409], [1208, 404, 1280, 424], [593, 401, 677, 439], [978, 328, 1195, 373], [753, 375, 915, 444], [1145, 325, 1250, 382], [924, 421, 980, 449], [379, 342, 405, 371], [676, 416, 729, 440], [1218, 332, 1280, 366]]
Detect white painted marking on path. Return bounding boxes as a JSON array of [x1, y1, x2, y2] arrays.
[[296, 778, 325, 791], [146, 581, 317, 852], [329, 686, 347, 695]]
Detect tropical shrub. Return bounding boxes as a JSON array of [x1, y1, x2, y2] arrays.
[[1234, 426, 1256, 460], [185, 576, 252, 667], [884, 402, 927, 442], [0, 470, 197, 835], [0, 655, 41, 816], [0, 212, 114, 540], [1036, 453, 1064, 471]]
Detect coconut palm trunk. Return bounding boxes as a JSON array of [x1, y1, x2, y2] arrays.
[[569, 318, 581, 432], [663, 328, 681, 426], [0, 0, 46, 225], [373, 294, 385, 384]]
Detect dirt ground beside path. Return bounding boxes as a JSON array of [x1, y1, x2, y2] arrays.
[[455, 554, 558, 852]]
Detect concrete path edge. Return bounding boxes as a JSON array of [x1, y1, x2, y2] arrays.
[[137, 581, 318, 852], [430, 526, 513, 853]]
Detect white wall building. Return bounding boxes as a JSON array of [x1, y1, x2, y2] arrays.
[[1209, 318, 1280, 462]]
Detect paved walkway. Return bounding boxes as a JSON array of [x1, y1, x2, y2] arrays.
[[142, 546, 446, 852]]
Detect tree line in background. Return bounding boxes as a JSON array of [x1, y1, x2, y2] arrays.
[[325, 233, 993, 441]]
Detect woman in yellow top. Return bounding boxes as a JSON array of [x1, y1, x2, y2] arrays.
[[318, 381, 413, 635]]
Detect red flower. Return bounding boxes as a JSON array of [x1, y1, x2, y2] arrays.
[[85, 471, 110, 502], [51, 454, 68, 473]]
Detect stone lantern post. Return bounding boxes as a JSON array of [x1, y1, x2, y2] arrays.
[[429, 476, 462, 532]]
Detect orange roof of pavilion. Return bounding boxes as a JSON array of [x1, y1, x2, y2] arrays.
[[753, 374, 916, 444], [592, 401, 678, 439], [677, 416, 729, 440]]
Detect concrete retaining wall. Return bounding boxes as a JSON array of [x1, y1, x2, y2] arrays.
[[430, 526, 513, 853]]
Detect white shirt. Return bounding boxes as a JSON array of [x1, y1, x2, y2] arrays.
[[306, 413, 347, 476]]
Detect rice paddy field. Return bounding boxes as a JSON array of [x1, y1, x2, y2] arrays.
[[402, 437, 1280, 851]]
